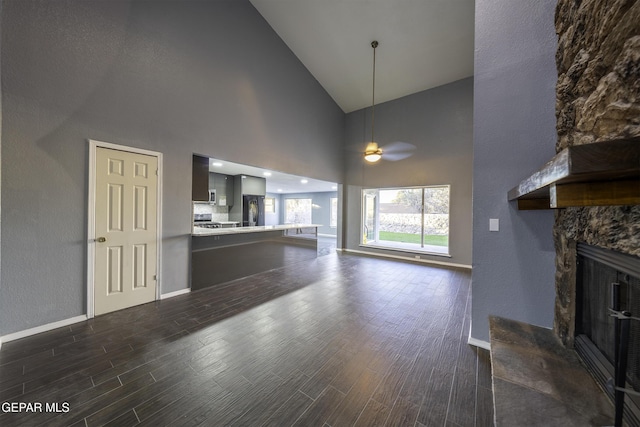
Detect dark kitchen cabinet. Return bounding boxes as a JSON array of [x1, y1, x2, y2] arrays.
[[192, 155, 209, 201]]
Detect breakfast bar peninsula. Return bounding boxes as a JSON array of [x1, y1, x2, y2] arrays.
[[191, 224, 319, 291]]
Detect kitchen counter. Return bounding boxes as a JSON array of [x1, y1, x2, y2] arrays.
[[192, 223, 320, 236], [191, 224, 319, 291]]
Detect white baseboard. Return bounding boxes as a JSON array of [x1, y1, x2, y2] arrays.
[[161, 288, 191, 300], [1, 315, 88, 344], [468, 332, 491, 350], [0, 290, 190, 346], [342, 248, 472, 270]]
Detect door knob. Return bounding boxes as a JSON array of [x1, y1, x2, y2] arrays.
[[96, 237, 107, 243]]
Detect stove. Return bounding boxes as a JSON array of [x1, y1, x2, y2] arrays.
[[193, 213, 222, 229], [196, 223, 222, 229]]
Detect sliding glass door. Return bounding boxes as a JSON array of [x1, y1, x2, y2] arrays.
[[362, 190, 378, 244], [361, 186, 450, 255]]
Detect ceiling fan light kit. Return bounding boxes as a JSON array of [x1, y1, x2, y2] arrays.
[[364, 153, 382, 162], [364, 151, 382, 162], [364, 142, 382, 162]]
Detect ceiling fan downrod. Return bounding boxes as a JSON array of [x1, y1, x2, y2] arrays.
[[365, 40, 383, 163], [371, 40, 378, 146]]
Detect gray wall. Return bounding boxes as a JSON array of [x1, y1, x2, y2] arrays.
[[471, 0, 557, 343], [343, 78, 474, 267], [0, 0, 344, 335]]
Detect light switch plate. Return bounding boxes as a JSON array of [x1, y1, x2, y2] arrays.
[[489, 218, 499, 232]]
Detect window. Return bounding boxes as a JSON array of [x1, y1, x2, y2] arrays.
[[361, 186, 449, 255], [265, 197, 275, 213], [330, 197, 338, 227], [285, 198, 312, 224]]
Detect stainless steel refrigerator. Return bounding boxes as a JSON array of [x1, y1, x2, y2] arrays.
[[242, 195, 265, 226]]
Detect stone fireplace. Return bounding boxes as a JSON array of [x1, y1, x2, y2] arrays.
[[553, 0, 640, 424], [553, 0, 640, 349]]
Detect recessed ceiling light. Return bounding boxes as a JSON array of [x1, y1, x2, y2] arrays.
[[301, 179, 308, 184], [212, 162, 223, 167], [263, 172, 272, 177], [277, 189, 283, 192], [331, 186, 337, 190]]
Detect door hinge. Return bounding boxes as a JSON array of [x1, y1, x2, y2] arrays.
[[153, 275, 157, 281], [155, 169, 158, 176]]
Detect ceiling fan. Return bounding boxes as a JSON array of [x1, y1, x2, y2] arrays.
[[362, 41, 416, 163], [364, 141, 416, 162]]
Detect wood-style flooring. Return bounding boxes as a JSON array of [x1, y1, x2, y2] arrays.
[[0, 252, 493, 426]]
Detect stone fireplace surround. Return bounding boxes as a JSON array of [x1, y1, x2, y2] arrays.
[[553, 0, 640, 347]]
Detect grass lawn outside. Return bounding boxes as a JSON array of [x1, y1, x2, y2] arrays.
[[379, 231, 448, 246]]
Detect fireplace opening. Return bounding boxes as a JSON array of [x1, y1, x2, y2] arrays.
[[575, 243, 640, 426]]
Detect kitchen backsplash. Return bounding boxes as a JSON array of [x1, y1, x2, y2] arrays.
[[193, 202, 230, 222]]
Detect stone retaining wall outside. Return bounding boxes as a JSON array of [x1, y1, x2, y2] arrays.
[[379, 213, 449, 235]]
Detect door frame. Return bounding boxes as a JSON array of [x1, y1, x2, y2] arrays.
[[87, 139, 163, 319]]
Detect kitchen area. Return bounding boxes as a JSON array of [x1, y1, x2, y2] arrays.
[[191, 154, 337, 291]]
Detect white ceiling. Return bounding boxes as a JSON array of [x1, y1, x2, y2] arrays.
[[250, 0, 475, 113], [209, 158, 338, 194]]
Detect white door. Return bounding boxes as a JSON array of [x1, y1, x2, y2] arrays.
[[94, 147, 158, 315]]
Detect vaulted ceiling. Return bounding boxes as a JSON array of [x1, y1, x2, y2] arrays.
[[250, 0, 475, 113]]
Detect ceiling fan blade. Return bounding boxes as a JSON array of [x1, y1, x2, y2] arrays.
[[380, 141, 416, 161], [382, 151, 414, 161], [380, 141, 416, 153]]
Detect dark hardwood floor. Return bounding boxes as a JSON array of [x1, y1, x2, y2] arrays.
[[0, 252, 493, 426]]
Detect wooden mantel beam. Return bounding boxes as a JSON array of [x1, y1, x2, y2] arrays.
[[508, 137, 640, 210], [550, 179, 640, 208]]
